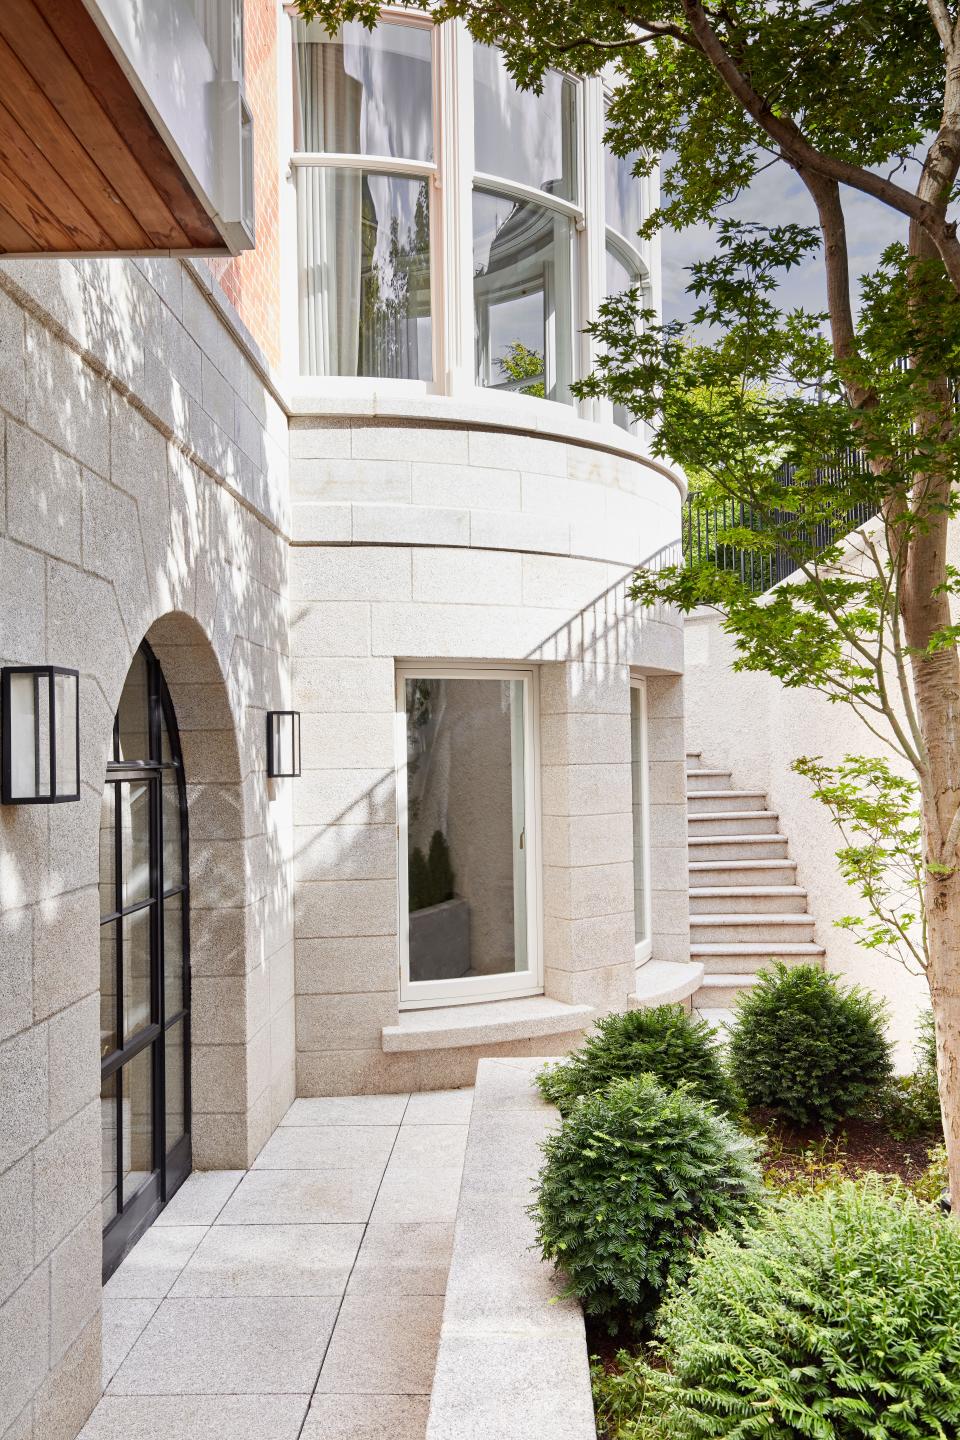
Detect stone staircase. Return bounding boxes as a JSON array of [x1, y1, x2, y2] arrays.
[[686, 748, 825, 1025]]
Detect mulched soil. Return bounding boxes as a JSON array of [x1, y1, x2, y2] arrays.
[[755, 1110, 936, 1187]]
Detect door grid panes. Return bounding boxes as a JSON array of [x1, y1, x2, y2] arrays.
[[99, 642, 190, 1281]]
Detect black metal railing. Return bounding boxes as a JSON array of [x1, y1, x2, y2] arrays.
[[682, 453, 879, 593]]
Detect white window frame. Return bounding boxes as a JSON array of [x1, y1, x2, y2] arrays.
[[395, 662, 543, 1009], [630, 676, 653, 966], [287, 6, 442, 391], [285, 7, 620, 422]]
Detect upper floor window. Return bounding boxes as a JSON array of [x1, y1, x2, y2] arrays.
[[288, 15, 653, 430], [292, 19, 435, 380], [472, 47, 580, 406]]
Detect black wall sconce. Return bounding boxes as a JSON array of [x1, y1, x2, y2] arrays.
[[1, 666, 80, 804], [267, 710, 301, 778]]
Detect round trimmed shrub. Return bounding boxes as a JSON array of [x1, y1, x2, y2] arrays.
[[617, 1180, 960, 1439], [536, 1004, 739, 1116], [531, 1074, 761, 1333], [728, 962, 892, 1127]]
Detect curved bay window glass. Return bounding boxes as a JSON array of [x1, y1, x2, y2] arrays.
[[473, 47, 580, 405], [293, 18, 434, 380], [100, 643, 190, 1280], [604, 142, 648, 432]]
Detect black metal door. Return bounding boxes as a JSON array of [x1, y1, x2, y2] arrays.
[[99, 642, 191, 1281]]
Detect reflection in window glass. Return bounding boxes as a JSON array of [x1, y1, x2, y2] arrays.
[[162, 771, 182, 891], [473, 189, 574, 405], [164, 896, 184, 1018], [605, 243, 641, 432], [292, 19, 434, 161], [120, 780, 151, 908], [298, 168, 432, 379], [116, 649, 149, 763], [122, 1045, 153, 1203], [631, 683, 651, 956], [604, 145, 644, 242], [101, 1074, 118, 1225], [474, 45, 577, 201], [123, 907, 152, 1041], [100, 921, 118, 1058], [165, 1021, 186, 1152], [404, 676, 528, 985]]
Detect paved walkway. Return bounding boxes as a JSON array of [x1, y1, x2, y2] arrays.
[[79, 1089, 473, 1440]]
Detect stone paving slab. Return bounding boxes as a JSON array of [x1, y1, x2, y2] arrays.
[[281, 1094, 410, 1126], [82, 1088, 474, 1440], [170, 1222, 364, 1297], [80, 1394, 309, 1440], [425, 1060, 596, 1440], [107, 1295, 341, 1394]]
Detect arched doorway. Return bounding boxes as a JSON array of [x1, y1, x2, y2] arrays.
[[99, 641, 191, 1280]]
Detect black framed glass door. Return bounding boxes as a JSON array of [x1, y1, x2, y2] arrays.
[[100, 643, 190, 1281]]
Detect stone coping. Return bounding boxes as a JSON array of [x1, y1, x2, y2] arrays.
[[426, 1056, 597, 1440], [381, 997, 595, 1053], [630, 958, 704, 1008]]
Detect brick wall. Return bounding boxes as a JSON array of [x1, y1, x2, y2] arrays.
[[209, 0, 283, 367]]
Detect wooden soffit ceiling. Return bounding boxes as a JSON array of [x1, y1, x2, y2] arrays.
[[0, 0, 226, 255]]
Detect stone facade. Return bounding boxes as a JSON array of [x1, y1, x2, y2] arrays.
[[0, 240, 686, 1439], [0, 254, 293, 1440]]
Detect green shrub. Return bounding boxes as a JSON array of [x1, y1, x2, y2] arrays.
[[601, 1180, 960, 1439], [531, 1074, 761, 1333], [536, 1005, 739, 1116], [911, 1142, 949, 1204], [863, 1008, 942, 1140], [728, 962, 892, 1127], [407, 829, 456, 911]]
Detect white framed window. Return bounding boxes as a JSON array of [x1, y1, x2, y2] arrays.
[[285, 12, 657, 433], [602, 124, 651, 434], [291, 13, 438, 384], [396, 664, 542, 1007], [630, 677, 652, 965], [472, 45, 581, 406]]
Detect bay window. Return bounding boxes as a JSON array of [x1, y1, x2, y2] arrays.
[[288, 14, 655, 430], [292, 17, 435, 380]]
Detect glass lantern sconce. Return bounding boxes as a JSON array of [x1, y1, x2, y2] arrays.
[[267, 710, 301, 778], [1, 666, 80, 804]]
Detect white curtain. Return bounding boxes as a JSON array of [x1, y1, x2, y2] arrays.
[[293, 21, 363, 376]]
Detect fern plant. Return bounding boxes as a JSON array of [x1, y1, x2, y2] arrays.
[[599, 1180, 960, 1439], [531, 1074, 761, 1334]]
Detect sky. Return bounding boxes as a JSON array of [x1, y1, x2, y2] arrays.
[[660, 156, 916, 326]]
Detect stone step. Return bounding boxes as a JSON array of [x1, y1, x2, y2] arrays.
[[687, 810, 781, 835], [689, 857, 798, 886], [693, 973, 760, 1008], [629, 959, 705, 1010], [686, 768, 733, 793], [687, 789, 768, 814], [690, 913, 817, 945], [689, 885, 809, 914], [685, 750, 702, 762], [689, 834, 789, 861], [694, 1006, 736, 1038], [691, 941, 826, 978]]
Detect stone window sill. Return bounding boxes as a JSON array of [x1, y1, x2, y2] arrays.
[[381, 996, 594, 1053]]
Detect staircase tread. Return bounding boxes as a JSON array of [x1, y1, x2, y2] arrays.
[[689, 885, 806, 896], [690, 858, 795, 870], [687, 790, 767, 800], [691, 941, 826, 954], [690, 913, 816, 925], [688, 810, 779, 820], [689, 834, 788, 845], [698, 972, 761, 986]]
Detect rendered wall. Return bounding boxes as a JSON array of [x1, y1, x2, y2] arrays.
[[0, 253, 292, 1440], [685, 608, 927, 1066]]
